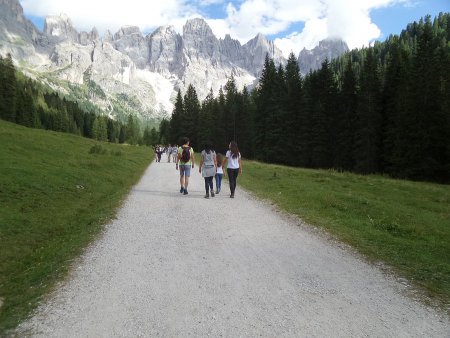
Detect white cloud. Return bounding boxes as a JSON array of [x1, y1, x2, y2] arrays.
[[205, 0, 409, 56], [20, 0, 193, 35], [20, 0, 413, 57]]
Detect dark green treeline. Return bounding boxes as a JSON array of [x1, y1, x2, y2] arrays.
[[0, 55, 152, 145], [165, 13, 450, 183]]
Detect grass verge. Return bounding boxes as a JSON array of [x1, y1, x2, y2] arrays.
[[0, 120, 153, 334], [238, 160, 450, 309]]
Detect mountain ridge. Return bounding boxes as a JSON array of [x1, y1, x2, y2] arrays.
[[0, 0, 348, 121]]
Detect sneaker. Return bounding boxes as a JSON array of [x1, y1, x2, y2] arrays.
[[183, 189, 188, 195], [211, 191, 215, 197], [215, 189, 219, 194], [204, 193, 209, 199], [230, 193, 234, 198], [180, 187, 184, 193]]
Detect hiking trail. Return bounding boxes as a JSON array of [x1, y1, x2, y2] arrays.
[[18, 154, 450, 337]]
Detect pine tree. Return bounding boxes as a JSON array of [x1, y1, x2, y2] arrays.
[[254, 54, 278, 162], [198, 89, 215, 149], [354, 48, 382, 174], [158, 119, 170, 144], [236, 86, 255, 158], [309, 59, 336, 169], [284, 52, 303, 165], [183, 84, 201, 149], [335, 58, 358, 171], [381, 39, 411, 176], [169, 89, 184, 144], [0, 54, 17, 122]]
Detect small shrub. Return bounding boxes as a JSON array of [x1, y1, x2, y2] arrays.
[[89, 144, 107, 154]]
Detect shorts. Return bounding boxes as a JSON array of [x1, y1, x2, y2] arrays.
[[179, 164, 191, 177]]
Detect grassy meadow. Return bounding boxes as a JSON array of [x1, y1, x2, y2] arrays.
[[238, 160, 450, 309], [0, 120, 153, 334]]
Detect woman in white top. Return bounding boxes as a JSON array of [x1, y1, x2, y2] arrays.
[[223, 141, 242, 198]]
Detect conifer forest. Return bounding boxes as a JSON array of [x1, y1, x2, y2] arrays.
[[1, 14, 449, 183]]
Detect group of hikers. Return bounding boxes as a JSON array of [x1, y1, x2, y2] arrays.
[[154, 145, 178, 163], [159, 137, 242, 199]]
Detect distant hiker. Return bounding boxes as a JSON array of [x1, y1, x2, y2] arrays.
[[223, 141, 242, 198], [155, 146, 163, 163], [215, 153, 224, 194], [176, 137, 195, 195], [167, 144, 173, 163], [199, 142, 217, 199], [172, 145, 178, 163]]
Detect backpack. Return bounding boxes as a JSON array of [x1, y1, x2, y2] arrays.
[[203, 151, 215, 167], [181, 146, 191, 162]]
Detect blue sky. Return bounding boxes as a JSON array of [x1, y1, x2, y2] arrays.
[[21, 0, 449, 57]]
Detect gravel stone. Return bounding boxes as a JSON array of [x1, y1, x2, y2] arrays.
[[17, 154, 450, 337]]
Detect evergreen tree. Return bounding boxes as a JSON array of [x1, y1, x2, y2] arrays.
[[404, 16, 450, 181], [169, 89, 184, 144], [198, 89, 215, 149], [381, 39, 412, 176], [126, 115, 140, 145], [0, 54, 17, 122], [284, 52, 303, 165], [236, 86, 255, 158], [158, 118, 170, 144], [254, 54, 278, 162], [308, 59, 336, 169], [183, 84, 201, 148], [354, 48, 382, 174], [335, 58, 358, 170], [93, 116, 108, 141]]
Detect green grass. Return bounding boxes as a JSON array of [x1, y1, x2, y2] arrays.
[[0, 120, 153, 334], [238, 160, 450, 308]]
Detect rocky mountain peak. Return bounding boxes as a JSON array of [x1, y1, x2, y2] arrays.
[[0, 0, 45, 58], [183, 18, 215, 38], [298, 38, 349, 75], [44, 14, 79, 42], [0, 0, 24, 22], [183, 18, 219, 60], [114, 26, 142, 40], [244, 33, 286, 76]]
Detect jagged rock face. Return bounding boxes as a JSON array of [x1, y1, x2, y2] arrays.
[[79, 28, 99, 46], [112, 26, 149, 69], [148, 25, 183, 77], [0, 0, 45, 60], [298, 38, 349, 75], [243, 33, 286, 77], [219, 34, 245, 65], [44, 14, 79, 42], [183, 18, 220, 61]]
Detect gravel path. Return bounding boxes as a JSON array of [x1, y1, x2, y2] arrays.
[[18, 154, 449, 337]]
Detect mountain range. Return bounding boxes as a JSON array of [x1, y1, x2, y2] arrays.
[[0, 0, 349, 121]]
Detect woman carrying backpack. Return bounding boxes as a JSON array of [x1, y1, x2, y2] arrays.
[[199, 142, 217, 199], [223, 141, 242, 198]]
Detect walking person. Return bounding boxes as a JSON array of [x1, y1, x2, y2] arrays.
[[167, 144, 172, 163], [171, 145, 178, 163], [155, 145, 163, 163], [215, 153, 224, 194], [176, 137, 195, 195], [199, 142, 217, 199], [223, 141, 242, 198]]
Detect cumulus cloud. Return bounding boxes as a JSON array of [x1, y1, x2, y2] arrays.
[[20, 0, 412, 57], [20, 0, 193, 35], [212, 0, 410, 56]]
